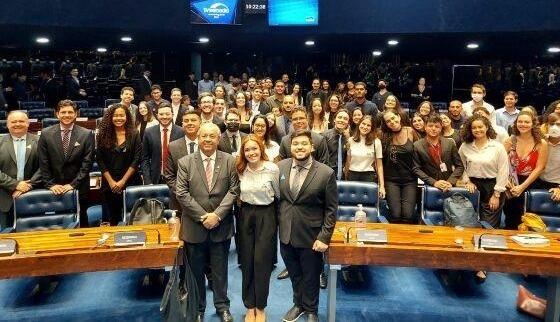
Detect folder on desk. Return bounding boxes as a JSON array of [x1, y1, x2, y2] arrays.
[[473, 234, 508, 250], [357, 229, 387, 244]]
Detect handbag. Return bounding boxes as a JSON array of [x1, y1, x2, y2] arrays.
[[160, 248, 200, 322], [516, 285, 547, 320], [518, 213, 547, 232]]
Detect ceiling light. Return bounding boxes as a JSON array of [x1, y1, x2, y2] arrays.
[[305, 40, 315, 46], [467, 43, 479, 49], [548, 47, 560, 53], [97, 47, 107, 53], [387, 39, 399, 46], [372, 50, 382, 56], [36, 37, 50, 44], [120, 36, 132, 42], [198, 37, 209, 43]]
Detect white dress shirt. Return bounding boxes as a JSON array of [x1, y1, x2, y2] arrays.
[[239, 161, 280, 205], [348, 138, 383, 172], [184, 137, 198, 154], [458, 139, 509, 192]]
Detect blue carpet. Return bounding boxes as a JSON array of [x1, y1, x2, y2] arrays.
[[0, 245, 546, 322]]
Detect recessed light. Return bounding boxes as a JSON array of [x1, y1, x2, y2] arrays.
[[36, 37, 50, 44], [467, 43, 479, 49], [387, 40, 399, 46], [548, 47, 560, 53], [305, 40, 315, 46], [121, 36, 132, 42], [199, 37, 209, 43], [97, 47, 107, 53], [372, 50, 382, 56]]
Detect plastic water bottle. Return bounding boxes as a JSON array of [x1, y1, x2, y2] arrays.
[[354, 204, 367, 230], [168, 211, 180, 241]]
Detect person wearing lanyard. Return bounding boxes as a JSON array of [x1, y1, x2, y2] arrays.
[[412, 114, 464, 191], [236, 134, 279, 322]]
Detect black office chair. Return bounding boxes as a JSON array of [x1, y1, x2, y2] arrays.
[[122, 184, 172, 225], [28, 108, 55, 120], [336, 180, 387, 223]]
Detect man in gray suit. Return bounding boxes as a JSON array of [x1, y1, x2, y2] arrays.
[[275, 95, 295, 139], [0, 111, 41, 228], [412, 114, 464, 191], [175, 122, 239, 322], [278, 130, 337, 322]]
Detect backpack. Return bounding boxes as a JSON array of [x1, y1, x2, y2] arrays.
[[128, 198, 166, 225], [443, 193, 480, 228]]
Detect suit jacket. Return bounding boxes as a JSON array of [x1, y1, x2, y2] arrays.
[[38, 124, 94, 196], [253, 101, 271, 115], [275, 115, 292, 139], [323, 128, 348, 169], [141, 124, 184, 185], [412, 137, 464, 186], [278, 132, 330, 165], [213, 115, 226, 133], [278, 158, 337, 248], [41, 78, 59, 109], [175, 150, 239, 243], [164, 136, 198, 214], [174, 105, 188, 126], [217, 131, 247, 155], [0, 134, 42, 212], [138, 76, 152, 100], [65, 77, 82, 100]]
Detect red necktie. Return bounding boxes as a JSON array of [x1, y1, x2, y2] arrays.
[[162, 128, 169, 172]]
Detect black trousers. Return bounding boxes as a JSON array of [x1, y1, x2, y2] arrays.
[[347, 170, 377, 183], [503, 175, 533, 229], [238, 202, 277, 309], [280, 242, 323, 314], [101, 189, 124, 226], [79, 194, 89, 228], [470, 177, 505, 228], [385, 180, 417, 223], [185, 238, 231, 313], [0, 207, 14, 230]]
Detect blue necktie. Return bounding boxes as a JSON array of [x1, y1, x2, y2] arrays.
[[337, 134, 343, 180], [15, 138, 25, 181]]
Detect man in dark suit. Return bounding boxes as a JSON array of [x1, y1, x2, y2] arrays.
[[218, 108, 247, 156], [249, 86, 270, 116], [65, 68, 87, 100], [278, 130, 337, 322], [276, 95, 295, 139], [39, 70, 59, 109], [175, 122, 239, 322], [278, 107, 329, 165], [38, 99, 94, 226], [0, 111, 41, 228], [183, 72, 198, 101], [170, 87, 188, 126], [138, 70, 153, 101], [322, 109, 351, 178], [141, 104, 183, 185], [199, 92, 226, 133], [412, 114, 464, 190]]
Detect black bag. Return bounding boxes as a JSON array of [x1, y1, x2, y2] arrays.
[[128, 198, 166, 225], [443, 193, 481, 228], [160, 249, 200, 322]]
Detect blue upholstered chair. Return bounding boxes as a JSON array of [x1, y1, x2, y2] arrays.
[[524, 189, 560, 232], [41, 117, 59, 128], [73, 100, 89, 109], [105, 99, 120, 108], [87, 205, 103, 227], [122, 184, 171, 224], [421, 186, 491, 228], [79, 108, 104, 118], [337, 181, 387, 223], [28, 108, 55, 120], [9, 189, 80, 232], [432, 102, 448, 112], [20, 101, 45, 110]]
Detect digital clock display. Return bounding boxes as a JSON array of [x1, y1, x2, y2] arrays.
[[245, 0, 266, 14]]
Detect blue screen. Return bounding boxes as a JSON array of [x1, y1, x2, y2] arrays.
[[268, 0, 318, 26], [191, 0, 240, 24]]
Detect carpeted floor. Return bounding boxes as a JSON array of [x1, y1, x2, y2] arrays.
[[0, 246, 546, 322]]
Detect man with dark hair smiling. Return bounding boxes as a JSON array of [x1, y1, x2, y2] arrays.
[[345, 82, 378, 118], [448, 100, 465, 130]]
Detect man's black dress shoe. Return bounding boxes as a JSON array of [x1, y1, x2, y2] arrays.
[[277, 268, 289, 280], [306, 312, 319, 322], [219, 309, 234, 322], [282, 305, 304, 322], [320, 271, 328, 289]]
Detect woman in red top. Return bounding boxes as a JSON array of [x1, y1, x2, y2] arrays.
[[503, 111, 548, 229]]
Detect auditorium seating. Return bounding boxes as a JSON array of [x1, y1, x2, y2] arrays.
[[42, 117, 59, 128], [79, 108, 104, 118], [524, 189, 560, 232], [337, 181, 387, 223], [28, 108, 54, 120], [432, 102, 448, 112], [420, 186, 491, 228], [0, 110, 5, 120], [105, 99, 120, 108], [73, 100, 89, 109], [20, 101, 45, 110], [9, 189, 80, 232], [0, 120, 7, 133], [122, 184, 171, 224]]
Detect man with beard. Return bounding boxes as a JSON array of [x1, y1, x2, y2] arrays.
[[372, 79, 392, 110], [448, 100, 466, 131], [218, 108, 247, 156]]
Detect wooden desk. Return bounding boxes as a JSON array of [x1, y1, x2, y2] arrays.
[[0, 224, 181, 279], [325, 222, 560, 322]]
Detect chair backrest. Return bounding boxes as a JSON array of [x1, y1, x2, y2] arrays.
[[20, 101, 46, 110], [421, 186, 480, 226], [123, 184, 170, 224], [105, 98, 121, 108], [13, 189, 79, 232], [524, 189, 560, 232], [42, 117, 60, 128], [73, 100, 89, 109], [337, 181, 379, 222], [28, 108, 55, 120], [79, 108, 104, 118], [432, 102, 448, 112]]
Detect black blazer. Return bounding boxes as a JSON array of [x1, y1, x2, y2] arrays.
[[412, 137, 464, 186], [41, 78, 59, 109], [96, 132, 142, 190], [65, 77, 82, 100], [38, 124, 94, 196], [278, 131, 330, 165], [253, 101, 271, 115], [174, 105, 188, 126], [141, 124, 184, 184], [217, 131, 247, 155], [164, 136, 198, 214], [138, 77, 152, 100], [323, 128, 348, 169], [277, 158, 338, 248]]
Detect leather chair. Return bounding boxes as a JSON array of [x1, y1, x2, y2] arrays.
[[42, 117, 59, 128], [105, 98, 120, 108], [87, 205, 103, 227], [20, 101, 46, 110], [73, 100, 89, 109], [9, 189, 80, 232], [122, 184, 171, 224], [28, 108, 54, 120], [421, 186, 491, 228], [337, 180, 387, 223], [524, 189, 560, 232], [79, 108, 104, 118]]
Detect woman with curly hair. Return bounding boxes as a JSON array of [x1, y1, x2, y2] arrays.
[[97, 104, 142, 225]]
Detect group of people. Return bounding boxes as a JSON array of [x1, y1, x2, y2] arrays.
[[2, 73, 560, 322]]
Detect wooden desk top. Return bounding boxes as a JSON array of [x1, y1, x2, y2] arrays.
[[0, 224, 181, 279], [327, 222, 560, 276]]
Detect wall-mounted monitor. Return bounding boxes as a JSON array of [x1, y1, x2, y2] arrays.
[[191, 0, 241, 25], [268, 0, 318, 26]]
